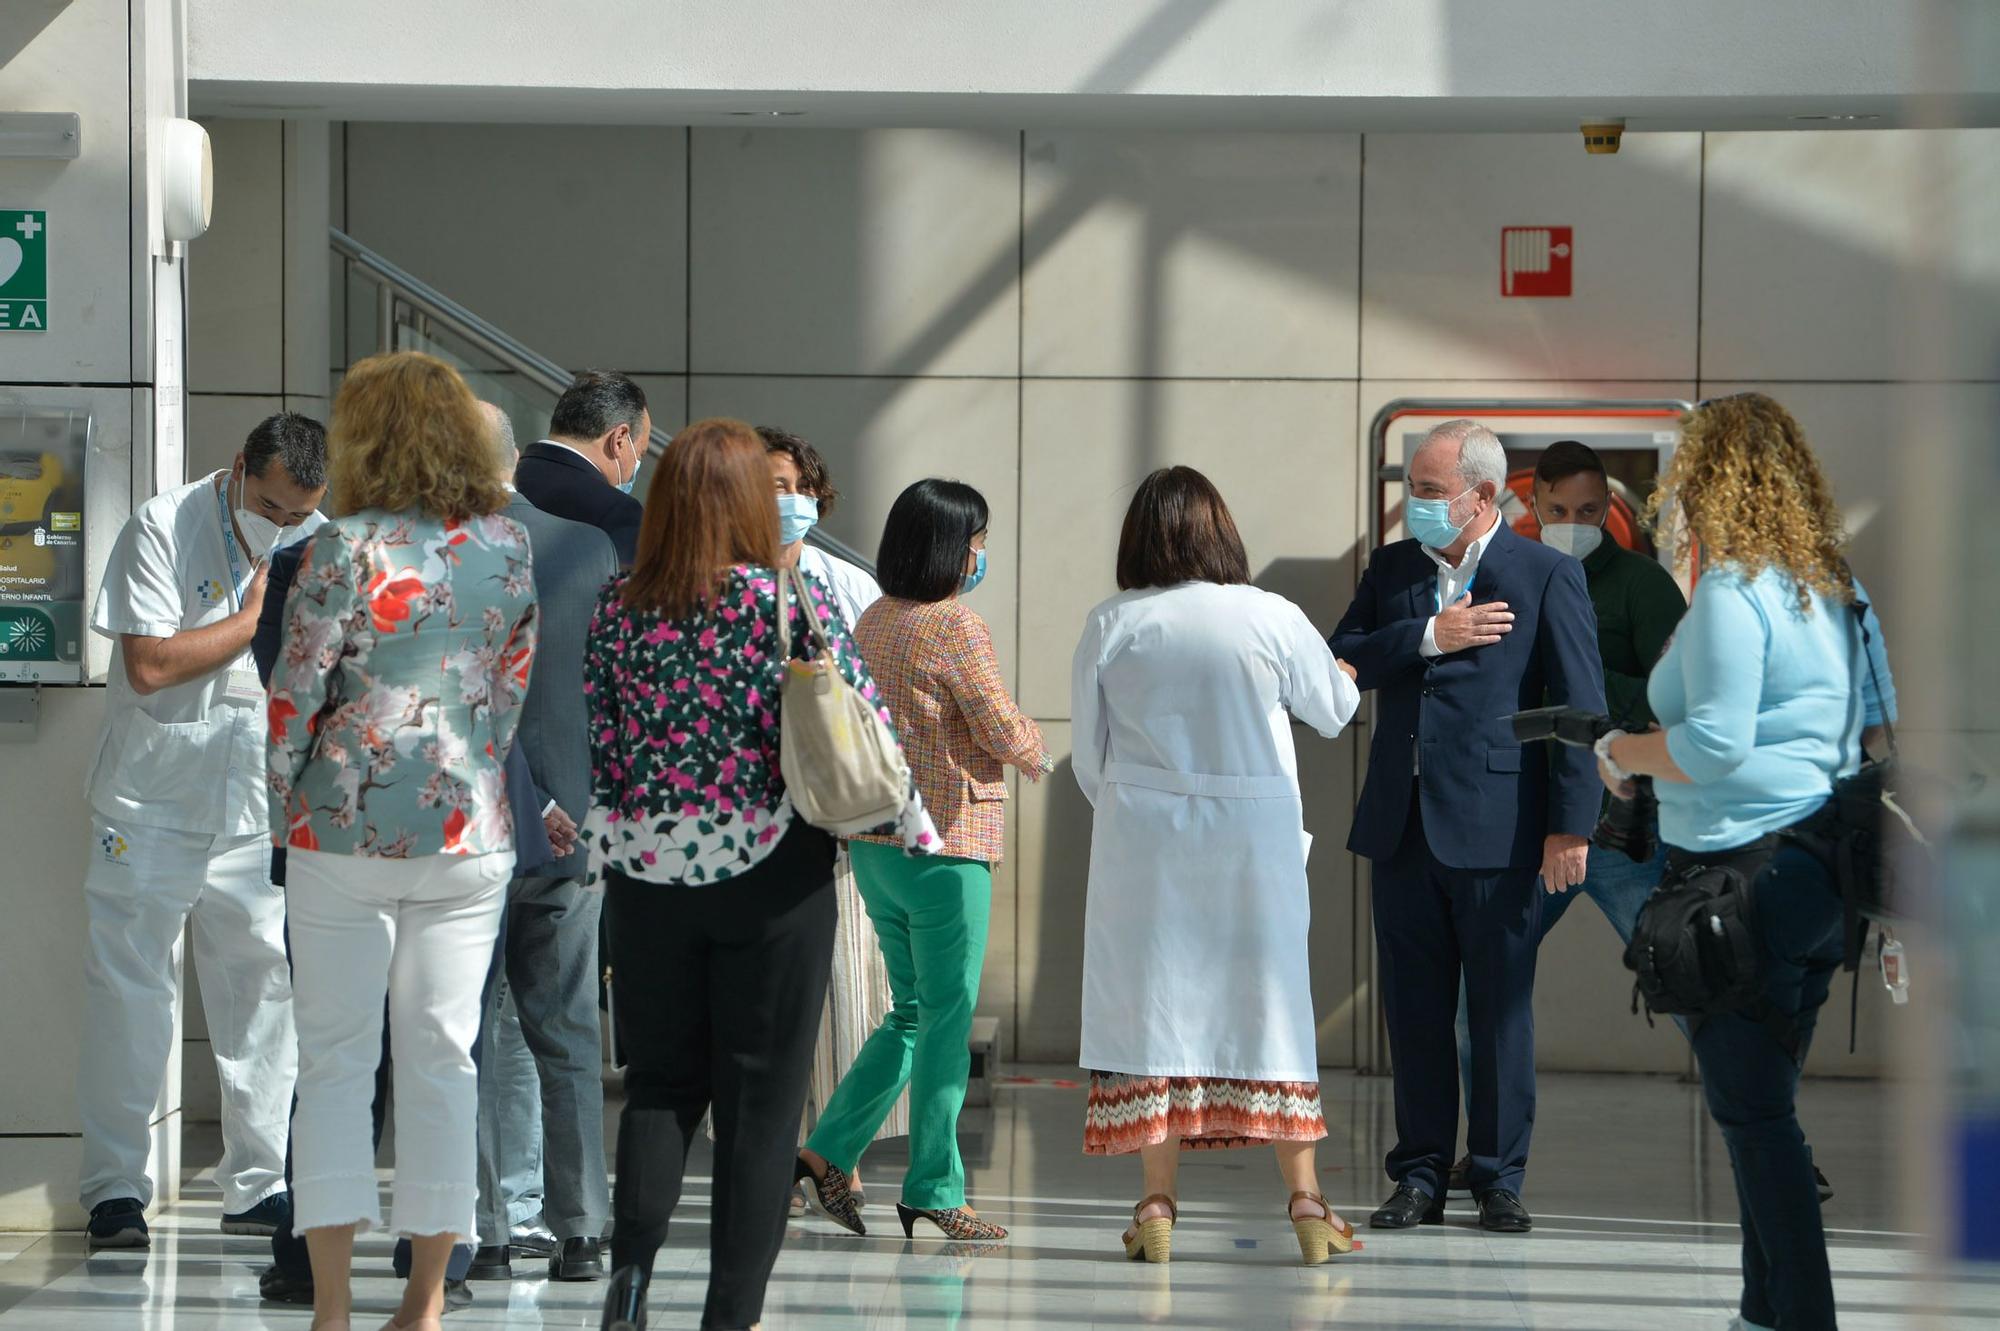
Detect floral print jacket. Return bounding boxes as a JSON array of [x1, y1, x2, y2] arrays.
[[584, 565, 937, 886], [266, 509, 538, 858]]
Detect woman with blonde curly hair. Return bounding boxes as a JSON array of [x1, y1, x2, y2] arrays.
[[269, 351, 538, 1331], [1597, 392, 1895, 1331]]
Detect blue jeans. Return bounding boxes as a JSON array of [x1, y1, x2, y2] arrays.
[[1693, 843, 1843, 1330], [1455, 837, 1675, 1100]]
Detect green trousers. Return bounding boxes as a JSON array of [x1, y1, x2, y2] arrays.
[[805, 841, 991, 1210]]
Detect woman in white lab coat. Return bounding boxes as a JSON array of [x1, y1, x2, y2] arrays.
[[1073, 466, 1361, 1266]]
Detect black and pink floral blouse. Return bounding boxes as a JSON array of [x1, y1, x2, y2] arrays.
[[583, 565, 936, 885]]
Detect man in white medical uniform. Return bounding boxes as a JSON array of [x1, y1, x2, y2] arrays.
[[79, 413, 328, 1248]]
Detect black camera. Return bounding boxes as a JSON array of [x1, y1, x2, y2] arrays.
[[1504, 706, 1657, 864]]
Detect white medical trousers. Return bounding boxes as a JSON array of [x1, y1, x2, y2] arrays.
[[79, 818, 296, 1214], [286, 847, 509, 1239]]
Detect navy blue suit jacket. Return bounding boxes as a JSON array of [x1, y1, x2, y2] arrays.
[[254, 539, 554, 882], [1331, 521, 1606, 871], [513, 441, 642, 566]]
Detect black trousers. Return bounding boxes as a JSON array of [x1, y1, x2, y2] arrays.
[[605, 824, 836, 1331], [1371, 789, 1542, 1198]]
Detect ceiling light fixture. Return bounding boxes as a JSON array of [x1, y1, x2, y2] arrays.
[[724, 110, 807, 118], [1790, 113, 1883, 122]]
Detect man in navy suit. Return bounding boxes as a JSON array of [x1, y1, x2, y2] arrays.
[[513, 370, 650, 565], [1332, 420, 1605, 1234]]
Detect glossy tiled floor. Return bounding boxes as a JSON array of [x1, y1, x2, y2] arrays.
[[4, 1070, 1996, 1328]]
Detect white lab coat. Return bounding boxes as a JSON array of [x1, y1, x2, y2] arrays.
[[1072, 582, 1359, 1083], [798, 543, 882, 632], [87, 471, 322, 835]]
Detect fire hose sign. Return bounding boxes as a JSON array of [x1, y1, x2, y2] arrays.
[[1501, 226, 1572, 298]]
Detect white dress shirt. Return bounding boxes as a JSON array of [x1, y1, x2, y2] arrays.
[[1418, 513, 1501, 659]]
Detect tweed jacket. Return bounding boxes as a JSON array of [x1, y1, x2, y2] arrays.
[[851, 596, 1048, 863]]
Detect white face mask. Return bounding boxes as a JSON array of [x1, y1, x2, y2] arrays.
[[228, 472, 284, 559], [1538, 520, 1605, 560]]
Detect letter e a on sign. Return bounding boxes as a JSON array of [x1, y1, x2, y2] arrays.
[[0, 210, 50, 333]]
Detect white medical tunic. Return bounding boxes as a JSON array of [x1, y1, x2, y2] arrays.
[[1072, 582, 1359, 1083], [798, 543, 882, 632], [87, 471, 323, 838]]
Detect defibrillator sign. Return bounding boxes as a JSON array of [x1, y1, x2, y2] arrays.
[[0, 210, 49, 332]]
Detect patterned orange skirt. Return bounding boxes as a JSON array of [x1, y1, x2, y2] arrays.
[[1083, 1072, 1327, 1155]]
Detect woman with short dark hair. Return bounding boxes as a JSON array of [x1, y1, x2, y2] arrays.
[[796, 478, 1050, 1242], [1073, 466, 1361, 1266]]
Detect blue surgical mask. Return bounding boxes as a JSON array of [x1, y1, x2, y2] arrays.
[[1407, 486, 1476, 550], [777, 493, 820, 546], [960, 546, 987, 594]]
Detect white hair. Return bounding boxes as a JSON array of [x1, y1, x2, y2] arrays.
[[481, 402, 519, 477], [1419, 419, 1506, 492]]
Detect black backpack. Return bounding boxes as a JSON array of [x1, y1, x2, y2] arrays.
[[1623, 857, 1766, 1022]]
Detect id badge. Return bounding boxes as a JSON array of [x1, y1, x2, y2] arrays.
[[222, 665, 265, 706]]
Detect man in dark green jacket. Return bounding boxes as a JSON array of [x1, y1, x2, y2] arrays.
[[1451, 441, 1687, 1186]]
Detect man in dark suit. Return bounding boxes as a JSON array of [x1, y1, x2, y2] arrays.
[[512, 370, 651, 565], [1332, 419, 1605, 1235], [469, 405, 622, 1285], [253, 528, 556, 1310]]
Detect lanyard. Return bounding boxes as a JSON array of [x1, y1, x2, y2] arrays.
[[217, 475, 252, 612]]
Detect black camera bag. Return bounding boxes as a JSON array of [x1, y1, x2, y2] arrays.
[[1625, 850, 1765, 1021]]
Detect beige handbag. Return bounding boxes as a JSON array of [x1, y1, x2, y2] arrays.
[[772, 564, 911, 836]]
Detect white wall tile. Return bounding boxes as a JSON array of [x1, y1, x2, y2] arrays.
[[344, 124, 688, 373], [189, 119, 284, 396], [283, 121, 333, 402], [1018, 379, 1359, 719], [686, 376, 1021, 680], [689, 130, 1020, 377], [1701, 130, 2000, 381], [188, 394, 283, 482], [1023, 132, 1360, 378], [1361, 133, 1702, 381]]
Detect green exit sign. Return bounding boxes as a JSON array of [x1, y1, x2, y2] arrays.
[[0, 210, 48, 333]]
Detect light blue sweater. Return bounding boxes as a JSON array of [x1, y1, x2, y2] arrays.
[[1648, 566, 1897, 853]]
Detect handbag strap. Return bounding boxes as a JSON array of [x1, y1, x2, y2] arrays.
[[1843, 565, 1897, 757], [772, 563, 835, 667]]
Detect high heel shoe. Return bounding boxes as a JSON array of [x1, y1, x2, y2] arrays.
[[1122, 1193, 1176, 1263], [896, 1203, 1008, 1241], [795, 1155, 866, 1236], [1288, 1190, 1355, 1265]]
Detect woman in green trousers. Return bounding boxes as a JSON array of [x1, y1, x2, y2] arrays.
[[796, 480, 1051, 1241]]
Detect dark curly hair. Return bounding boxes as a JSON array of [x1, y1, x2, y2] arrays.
[[756, 425, 839, 519]]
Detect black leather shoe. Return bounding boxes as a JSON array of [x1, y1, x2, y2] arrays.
[[1447, 1153, 1473, 1194], [1477, 1189, 1533, 1233], [551, 1236, 605, 1282], [1368, 1183, 1445, 1229], [466, 1244, 513, 1280], [1815, 1165, 1834, 1203], [257, 1262, 314, 1305], [444, 1277, 474, 1311], [510, 1217, 558, 1258]]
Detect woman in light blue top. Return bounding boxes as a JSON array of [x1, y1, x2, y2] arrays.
[[1598, 393, 1895, 1331]]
